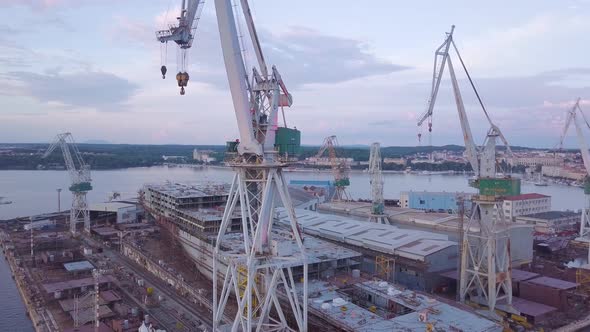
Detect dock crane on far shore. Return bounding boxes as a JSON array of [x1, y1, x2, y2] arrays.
[[368, 142, 387, 224], [315, 135, 351, 202], [43, 133, 92, 235], [417, 26, 520, 315], [558, 98, 590, 261]]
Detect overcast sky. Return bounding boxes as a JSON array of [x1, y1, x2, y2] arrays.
[[1, 0, 590, 148]]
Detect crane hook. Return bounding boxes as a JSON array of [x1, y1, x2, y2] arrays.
[[161, 65, 167, 79], [180, 87, 185, 95]]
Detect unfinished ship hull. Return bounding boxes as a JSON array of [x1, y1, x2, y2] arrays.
[[145, 206, 217, 280]]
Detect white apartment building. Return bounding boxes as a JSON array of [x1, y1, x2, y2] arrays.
[[502, 193, 551, 219], [304, 157, 354, 166], [509, 155, 564, 167], [542, 165, 586, 181], [383, 157, 406, 165], [193, 149, 217, 163]]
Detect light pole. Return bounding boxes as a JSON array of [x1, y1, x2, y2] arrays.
[[57, 188, 62, 212]]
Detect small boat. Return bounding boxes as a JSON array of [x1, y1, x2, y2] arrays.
[[534, 182, 548, 187]]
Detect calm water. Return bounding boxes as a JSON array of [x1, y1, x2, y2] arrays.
[[0, 166, 585, 220], [0, 251, 34, 332], [0, 166, 586, 330]]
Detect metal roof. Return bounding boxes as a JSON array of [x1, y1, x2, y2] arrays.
[[92, 226, 119, 236], [276, 208, 456, 261], [512, 296, 557, 318], [89, 202, 136, 212], [63, 260, 94, 272], [441, 269, 541, 283], [43, 275, 116, 293], [525, 276, 579, 290], [220, 229, 362, 265], [504, 193, 550, 201], [518, 210, 581, 220], [511, 269, 540, 282]]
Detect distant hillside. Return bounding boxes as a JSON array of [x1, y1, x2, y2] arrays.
[[0, 143, 226, 170], [83, 139, 112, 144], [0, 142, 547, 170]]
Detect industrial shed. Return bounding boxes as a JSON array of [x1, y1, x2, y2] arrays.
[[277, 208, 458, 292]]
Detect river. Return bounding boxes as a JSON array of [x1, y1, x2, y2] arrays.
[[0, 166, 586, 330]]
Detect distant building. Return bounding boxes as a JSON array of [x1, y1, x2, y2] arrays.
[[510, 155, 564, 167], [88, 202, 139, 224], [410, 158, 440, 164], [193, 149, 216, 163], [161, 155, 186, 161], [383, 157, 406, 165], [304, 156, 354, 167], [289, 180, 332, 209], [516, 211, 581, 234], [502, 193, 551, 219], [399, 191, 473, 213], [542, 165, 586, 181]]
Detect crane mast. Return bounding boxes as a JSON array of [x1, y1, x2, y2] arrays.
[[157, 1, 307, 331], [43, 133, 92, 235], [368, 142, 387, 224], [315, 136, 351, 202], [558, 98, 590, 261], [419, 26, 519, 315]]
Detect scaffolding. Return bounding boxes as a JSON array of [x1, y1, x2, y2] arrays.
[[375, 255, 395, 283]]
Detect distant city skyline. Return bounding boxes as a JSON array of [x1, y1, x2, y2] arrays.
[[1, 0, 590, 148]]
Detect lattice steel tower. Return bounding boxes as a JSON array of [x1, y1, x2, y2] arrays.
[[43, 133, 92, 235]]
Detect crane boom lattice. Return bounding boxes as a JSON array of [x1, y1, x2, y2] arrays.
[[368, 143, 387, 224], [43, 133, 92, 235], [558, 98, 590, 262], [156, 1, 308, 331], [420, 26, 519, 315], [315, 135, 351, 202]]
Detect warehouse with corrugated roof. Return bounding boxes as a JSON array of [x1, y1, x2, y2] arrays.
[[276, 208, 458, 292]]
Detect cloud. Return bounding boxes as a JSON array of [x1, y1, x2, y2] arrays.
[[460, 68, 590, 109], [108, 16, 154, 47], [184, 23, 409, 88], [5, 71, 138, 111], [260, 27, 408, 86], [112, 11, 409, 89], [314, 67, 590, 148], [0, 0, 106, 10], [459, 13, 590, 75]]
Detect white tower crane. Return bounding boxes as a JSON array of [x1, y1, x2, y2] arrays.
[[558, 98, 590, 261], [417, 26, 519, 315], [368, 143, 387, 223], [43, 133, 92, 235], [156, 1, 307, 331], [156, 0, 206, 94]]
